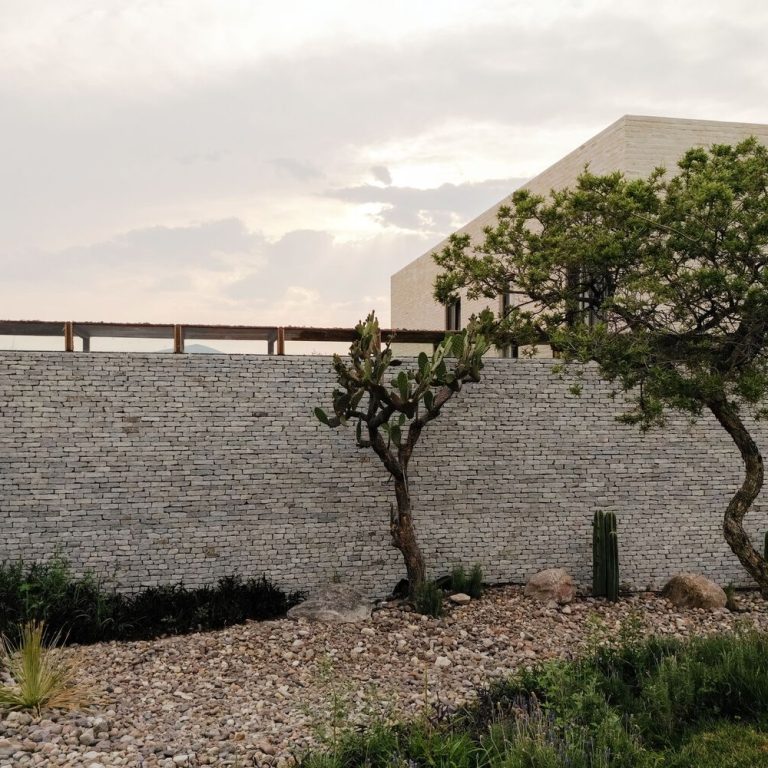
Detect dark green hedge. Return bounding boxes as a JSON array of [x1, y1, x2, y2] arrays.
[[0, 556, 304, 645]]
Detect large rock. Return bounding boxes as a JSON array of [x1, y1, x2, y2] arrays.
[[287, 584, 372, 623], [524, 568, 576, 604], [662, 572, 727, 610]]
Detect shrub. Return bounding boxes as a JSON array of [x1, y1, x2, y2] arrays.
[[413, 580, 444, 617], [450, 566, 468, 594], [468, 564, 484, 598], [0, 621, 90, 713], [664, 722, 768, 768], [449, 564, 483, 598], [299, 629, 768, 767], [0, 556, 303, 645]]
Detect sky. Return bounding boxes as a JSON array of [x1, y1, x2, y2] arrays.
[[2, 0, 768, 350]]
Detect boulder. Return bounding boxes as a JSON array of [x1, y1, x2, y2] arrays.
[[524, 568, 576, 604], [287, 584, 373, 623], [662, 572, 727, 610], [449, 593, 471, 605]]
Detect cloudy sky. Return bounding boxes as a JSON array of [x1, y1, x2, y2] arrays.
[[2, 0, 768, 348]]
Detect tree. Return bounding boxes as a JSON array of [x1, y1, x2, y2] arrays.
[[434, 137, 768, 595], [315, 312, 488, 597]]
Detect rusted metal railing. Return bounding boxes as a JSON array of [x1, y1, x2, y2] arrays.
[[0, 320, 447, 354]]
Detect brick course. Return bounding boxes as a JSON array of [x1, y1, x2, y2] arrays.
[[1, 352, 766, 595]]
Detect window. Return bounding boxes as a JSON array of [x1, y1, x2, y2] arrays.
[[501, 290, 512, 317], [445, 299, 461, 331], [499, 290, 517, 358]]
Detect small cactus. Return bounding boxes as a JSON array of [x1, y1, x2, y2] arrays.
[[592, 511, 619, 602]]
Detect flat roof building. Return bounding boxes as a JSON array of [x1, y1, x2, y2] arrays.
[[391, 115, 768, 351]]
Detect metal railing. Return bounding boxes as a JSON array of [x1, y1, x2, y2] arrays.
[[0, 320, 447, 354]]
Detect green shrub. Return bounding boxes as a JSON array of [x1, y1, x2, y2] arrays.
[[449, 564, 483, 598], [468, 564, 484, 598], [451, 565, 468, 594], [0, 556, 303, 645], [300, 629, 768, 767], [413, 580, 444, 617], [664, 722, 768, 768]]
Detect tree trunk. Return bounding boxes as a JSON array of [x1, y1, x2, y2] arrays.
[[708, 398, 768, 596], [392, 477, 426, 598]]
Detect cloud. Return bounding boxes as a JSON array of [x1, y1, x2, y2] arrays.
[[2, 0, 768, 329], [326, 178, 527, 230], [370, 165, 392, 185], [271, 158, 324, 181], [4, 2, 768, 257], [0, 218, 431, 327]]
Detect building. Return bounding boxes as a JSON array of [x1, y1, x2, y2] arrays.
[[390, 115, 768, 352]]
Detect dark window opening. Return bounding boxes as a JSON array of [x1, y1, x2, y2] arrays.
[[445, 299, 461, 331]]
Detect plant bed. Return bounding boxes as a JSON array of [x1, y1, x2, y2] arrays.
[[0, 555, 304, 645]]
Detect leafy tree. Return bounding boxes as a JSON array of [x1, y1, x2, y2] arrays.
[[315, 312, 488, 596], [434, 137, 768, 595]]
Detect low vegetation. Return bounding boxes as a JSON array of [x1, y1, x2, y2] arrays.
[[301, 628, 768, 767], [413, 580, 444, 618], [0, 555, 303, 645], [0, 621, 90, 713], [450, 565, 484, 599]]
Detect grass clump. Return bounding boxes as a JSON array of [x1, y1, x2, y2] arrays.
[[413, 580, 444, 617], [451, 565, 468, 594], [467, 564, 484, 598], [450, 564, 483, 598], [0, 621, 90, 713], [0, 554, 303, 645]]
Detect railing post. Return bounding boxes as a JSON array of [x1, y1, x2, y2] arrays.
[[173, 325, 185, 353], [64, 322, 74, 352], [276, 327, 285, 355]]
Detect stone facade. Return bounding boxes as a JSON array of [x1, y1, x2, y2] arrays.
[[1, 351, 766, 595], [391, 115, 768, 342]]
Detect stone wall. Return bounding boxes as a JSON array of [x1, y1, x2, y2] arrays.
[[1, 352, 766, 595]]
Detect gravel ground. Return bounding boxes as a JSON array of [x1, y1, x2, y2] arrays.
[[2, 586, 767, 767]]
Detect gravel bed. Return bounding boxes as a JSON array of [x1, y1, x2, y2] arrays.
[[1, 586, 767, 767]]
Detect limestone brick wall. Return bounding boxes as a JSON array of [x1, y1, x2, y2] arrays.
[[1, 352, 766, 595]]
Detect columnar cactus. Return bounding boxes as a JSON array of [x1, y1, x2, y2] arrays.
[[592, 510, 619, 601]]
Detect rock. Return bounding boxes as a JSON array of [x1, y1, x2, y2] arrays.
[[90, 717, 109, 734], [524, 568, 576, 604], [435, 655, 451, 668], [256, 741, 277, 756], [449, 593, 471, 605], [5, 711, 32, 726], [79, 728, 96, 746], [0, 740, 20, 759], [662, 573, 727, 609], [287, 584, 372, 623]]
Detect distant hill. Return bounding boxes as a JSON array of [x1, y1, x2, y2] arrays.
[[158, 343, 223, 354]]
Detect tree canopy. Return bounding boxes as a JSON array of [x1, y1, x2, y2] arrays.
[[434, 137, 768, 593]]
